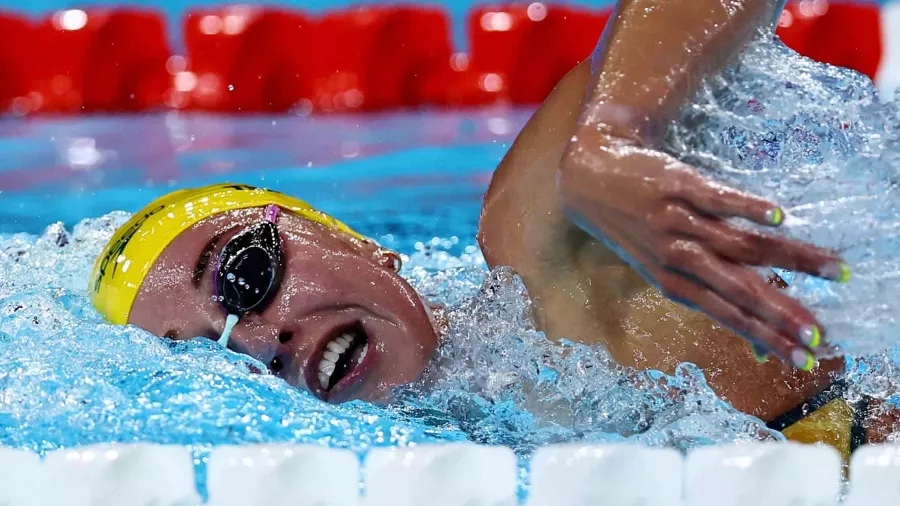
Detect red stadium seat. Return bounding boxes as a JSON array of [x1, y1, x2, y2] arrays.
[[364, 6, 453, 109], [30, 9, 103, 113], [82, 9, 171, 111], [510, 4, 610, 103], [460, 3, 610, 105], [422, 5, 531, 107], [184, 7, 323, 113], [777, 1, 882, 80], [227, 9, 316, 112], [182, 7, 246, 110], [0, 12, 34, 115], [313, 6, 391, 112], [418, 62, 511, 107], [28, 8, 170, 113], [312, 6, 454, 112]]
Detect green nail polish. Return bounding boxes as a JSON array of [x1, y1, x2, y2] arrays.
[[791, 349, 816, 372], [766, 207, 784, 226], [751, 344, 769, 363], [822, 262, 852, 283], [838, 263, 851, 284], [799, 325, 821, 348]]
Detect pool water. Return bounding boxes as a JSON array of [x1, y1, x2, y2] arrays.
[[2, 32, 900, 500], [0, 107, 780, 497]]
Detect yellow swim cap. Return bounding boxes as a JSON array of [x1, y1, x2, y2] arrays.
[[90, 183, 365, 325]]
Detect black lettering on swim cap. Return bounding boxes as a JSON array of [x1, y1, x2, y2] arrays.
[[93, 204, 165, 293]]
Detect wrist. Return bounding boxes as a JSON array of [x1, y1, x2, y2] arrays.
[[577, 102, 660, 147]]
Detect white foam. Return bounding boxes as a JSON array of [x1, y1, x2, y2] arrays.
[[528, 444, 682, 506], [846, 444, 900, 506], [685, 442, 841, 506], [207, 444, 359, 506], [0, 447, 41, 506], [41, 443, 199, 506], [363, 444, 517, 506], [877, 2, 900, 99]]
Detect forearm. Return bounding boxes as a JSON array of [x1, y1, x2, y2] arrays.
[[582, 0, 783, 145]]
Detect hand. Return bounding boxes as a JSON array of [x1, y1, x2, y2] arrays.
[[558, 127, 849, 370]]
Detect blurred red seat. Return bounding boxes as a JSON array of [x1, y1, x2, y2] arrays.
[[0, 12, 34, 115], [510, 4, 610, 103], [227, 9, 316, 112], [777, 1, 882, 79], [30, 9, 101, 113], [364, 6, 453, 110], [29, 8, 170, 113], [420, 5, 528, 107], [449, 3, 609, 106], [83, 9, 171, 111], [312, 6, 391, 112], [311, 5, 454, 112], [182, 7, 248, 110], [182, 6, 315, 112]]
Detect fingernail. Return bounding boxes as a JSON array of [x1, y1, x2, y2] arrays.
[[799, 325, 821, 348], [821, 262, 851, 284], [751, 344, 769, 363], [765, 207, 784, 226], [791, 348, 817, 372]]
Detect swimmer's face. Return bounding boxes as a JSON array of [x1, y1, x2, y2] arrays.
[[128, 207, 438, 404]]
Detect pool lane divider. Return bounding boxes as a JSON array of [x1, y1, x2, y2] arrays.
[[2, 441, 900, 505]]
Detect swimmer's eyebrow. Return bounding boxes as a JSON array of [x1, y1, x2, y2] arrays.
[[192, 232, 225, 288]]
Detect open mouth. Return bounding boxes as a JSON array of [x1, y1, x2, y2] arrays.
[[314, 322, 370, 394]]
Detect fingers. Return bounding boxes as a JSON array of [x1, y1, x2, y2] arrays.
[[654, 203, 850, 282], [689, 215, 845, 281], [679, 248, 826, 351], [669, 170, 785, 227], [655, 270, 817, 370]]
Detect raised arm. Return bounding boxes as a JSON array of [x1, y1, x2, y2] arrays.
[[559, 0, 847, 366], [579, 0, 783, 143], [482, 0, 848, 371]]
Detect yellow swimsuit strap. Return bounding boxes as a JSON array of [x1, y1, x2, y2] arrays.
[[769, 380, 870, 465], [90, 183, 365, 325]]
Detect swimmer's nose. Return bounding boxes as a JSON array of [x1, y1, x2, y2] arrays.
[[218, 321, 282, 368]]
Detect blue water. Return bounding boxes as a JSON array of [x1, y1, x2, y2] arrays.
[[0, 111, 529, 236], [0, 107, 781, 499]]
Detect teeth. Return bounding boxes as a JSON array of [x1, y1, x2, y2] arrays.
[[316, 331, 367, 392], [359, 343, 369, 363], [318, 360, 335, 375]]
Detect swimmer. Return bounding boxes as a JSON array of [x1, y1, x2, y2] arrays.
[[90, 0, 893, 457]]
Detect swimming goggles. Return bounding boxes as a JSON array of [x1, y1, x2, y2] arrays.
[[210, 204, 402, 347], [215, 205, 284, 346]]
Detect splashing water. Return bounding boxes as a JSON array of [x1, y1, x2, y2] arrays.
[[0, 216, 778, 496], [399, 265, 778, 455], [0, 217, 466, 496], [664, 33, 900, 356]]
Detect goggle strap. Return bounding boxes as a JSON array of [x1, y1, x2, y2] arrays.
[[265, 204, 280, 223]]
